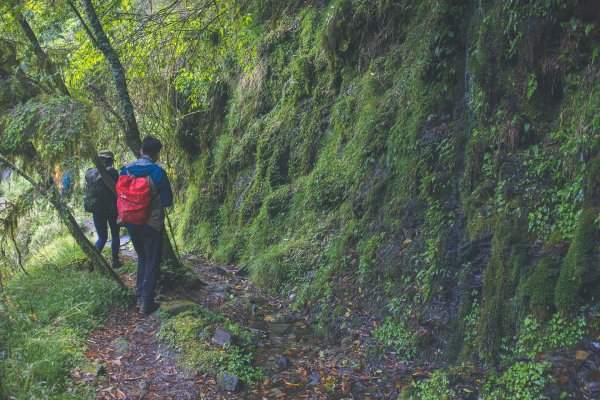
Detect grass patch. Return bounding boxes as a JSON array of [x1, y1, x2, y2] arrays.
[[0, 237, 132, 399], [157, 302, 262, 383]]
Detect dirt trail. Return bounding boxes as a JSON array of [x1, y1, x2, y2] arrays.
[[81, 309, 197, 399], [78, 251, 407, 399]]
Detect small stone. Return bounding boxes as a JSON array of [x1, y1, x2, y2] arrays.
[[309, 373, 320, 385], [270, 388, 284, 396], [112, 338, 130, 356], [133, 325, 145, 334], [212, 327, 233, 347], [218, 372, 241, 392], [269, 323, 291, 335], [277, 355, 289, 370], [81, 362, 105, 377]]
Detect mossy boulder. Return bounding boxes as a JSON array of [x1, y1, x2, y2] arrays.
[[157, 301, 201, 319]]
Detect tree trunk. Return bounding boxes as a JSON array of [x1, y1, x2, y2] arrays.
[[0, 154, 126, 288], [81, 0, 142, 155], [78, 0, 186, 274], [47, 188, 125, 286], [14, 13, 127, 287]]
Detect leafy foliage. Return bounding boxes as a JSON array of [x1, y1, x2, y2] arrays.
[[373, 318, 416, 360], [1, 95, 91, 163], [483, 362, 553, 400]]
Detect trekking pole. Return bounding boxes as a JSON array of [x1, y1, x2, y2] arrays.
[[165, 209, 181, 259]]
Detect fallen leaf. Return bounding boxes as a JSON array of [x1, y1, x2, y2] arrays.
[[576, 350, 589, 360]]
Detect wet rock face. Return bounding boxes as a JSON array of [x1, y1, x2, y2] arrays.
[[218, 372, 241, 392]]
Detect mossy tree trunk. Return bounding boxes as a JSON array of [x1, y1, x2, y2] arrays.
[[78, 0, 184, 273], [0, 154, 126, 287], [80, 0, 142, 155], [15, 9, 126, 284]]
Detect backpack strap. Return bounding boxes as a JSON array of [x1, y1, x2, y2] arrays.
[[99, 167, 117, 195]]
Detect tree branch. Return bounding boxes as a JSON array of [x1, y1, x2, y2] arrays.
[[14, 10, 71, 96], [67, 0, 100, 48], [81, 0, 142, 156]]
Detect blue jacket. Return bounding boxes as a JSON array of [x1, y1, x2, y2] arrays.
[[120, 156, 173, 207]]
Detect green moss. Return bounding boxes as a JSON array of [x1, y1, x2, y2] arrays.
[[555, 208, 599, 315], [517, 257, 560, 321], [173, 0, 600, 373], [157, 306, 262, 382], [478, 217, 528, 363], [585, 156, 600, 208]]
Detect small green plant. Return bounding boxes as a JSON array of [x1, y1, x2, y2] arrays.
[[400, 370, 456, 400], [464, 294, 481, 349], [526, 73, 538, 100], [483, 361, 553, 400], [373, 318, 416, 360], [516, 313, 585, 358]]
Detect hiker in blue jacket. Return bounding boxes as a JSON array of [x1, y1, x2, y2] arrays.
[[120, 136, 173, 314]]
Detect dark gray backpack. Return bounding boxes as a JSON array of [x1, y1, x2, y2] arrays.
[[84, 168, 116, 214]]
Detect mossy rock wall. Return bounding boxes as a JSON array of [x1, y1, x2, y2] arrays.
[[175, 0, 600, 362]]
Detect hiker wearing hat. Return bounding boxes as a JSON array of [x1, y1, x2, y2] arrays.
[[84, 150, 122, 268]]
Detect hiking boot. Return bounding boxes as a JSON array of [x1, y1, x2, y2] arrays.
[[140, 301, 159, 315]]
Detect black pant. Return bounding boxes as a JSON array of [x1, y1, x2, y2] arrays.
[[127, 224, 163, 303], [93, 212, 120, 261]]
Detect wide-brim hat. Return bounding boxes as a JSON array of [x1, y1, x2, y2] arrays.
[[98, 150, 114, 160]]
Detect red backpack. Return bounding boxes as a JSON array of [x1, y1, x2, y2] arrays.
[[116, 175, 151, 225]]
